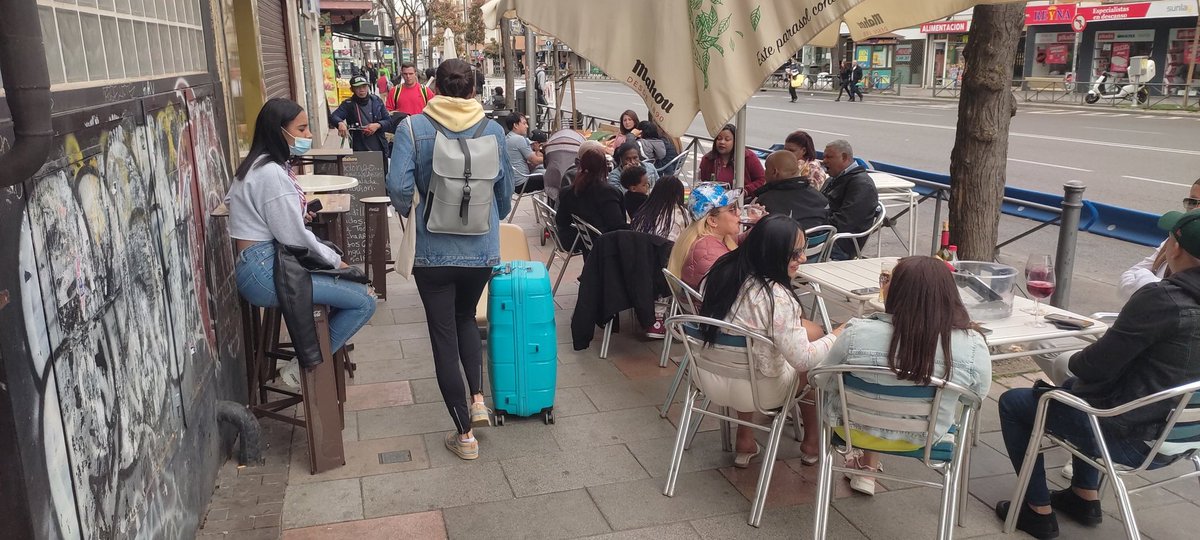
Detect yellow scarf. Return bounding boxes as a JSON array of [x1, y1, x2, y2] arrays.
[[422, 95, 485, 132]]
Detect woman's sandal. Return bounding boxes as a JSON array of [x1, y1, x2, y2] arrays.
[[844, 451, 882, 496], [733, 442, 763, 468]]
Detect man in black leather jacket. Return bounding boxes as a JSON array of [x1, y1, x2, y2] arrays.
[[994, 209, 1200, 539], [754, 150, 829, 231], [820, 140, 877, 259]]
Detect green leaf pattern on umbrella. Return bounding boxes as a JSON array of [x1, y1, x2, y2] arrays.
[[690, 0, 735, 89], [750, 6, 761, 31]]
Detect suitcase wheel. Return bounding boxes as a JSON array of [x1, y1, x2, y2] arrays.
[[495, 414, 506, 426], [542, 410, 554, 425]]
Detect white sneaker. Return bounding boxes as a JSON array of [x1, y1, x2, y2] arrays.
[[1061, 461, 1074, 480]]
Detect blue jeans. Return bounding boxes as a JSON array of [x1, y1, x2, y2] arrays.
[[998, 382, 1154, 506], [235, 241, 376, 352]]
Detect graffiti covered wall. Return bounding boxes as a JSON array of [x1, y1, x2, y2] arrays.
[[0, 80, 244, 538]]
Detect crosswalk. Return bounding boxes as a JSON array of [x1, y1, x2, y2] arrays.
[[1023, 108, 1198, 120]]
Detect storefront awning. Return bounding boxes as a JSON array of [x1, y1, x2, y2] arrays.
[[332, 30, 396, 45]]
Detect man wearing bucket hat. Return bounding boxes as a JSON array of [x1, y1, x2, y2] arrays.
[[993, 211, 1200, 538], [331, 75, 395, 154]]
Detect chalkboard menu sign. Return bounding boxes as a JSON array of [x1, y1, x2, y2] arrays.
[[316, 151, 386, 264]]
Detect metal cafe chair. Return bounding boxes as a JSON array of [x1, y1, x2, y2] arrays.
[[1002, 379, 1200, 539], [808, 364, 984, 539], [662, 315, 804, 527], [532, 198, 581, 296]]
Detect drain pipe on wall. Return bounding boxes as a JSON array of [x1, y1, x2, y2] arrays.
[[0, 0, 54, 188]]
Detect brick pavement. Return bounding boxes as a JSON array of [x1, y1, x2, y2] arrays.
[[195, 205, 1200, 539]]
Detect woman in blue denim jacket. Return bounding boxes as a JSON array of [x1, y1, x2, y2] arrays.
[[814, 256, 991, 495], [387, 59, 514, 461]]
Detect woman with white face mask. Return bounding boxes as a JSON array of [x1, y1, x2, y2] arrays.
[[226, 98, 376, 353]]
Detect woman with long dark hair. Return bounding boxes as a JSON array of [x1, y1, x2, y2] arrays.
[[388, 59, 514, 460], [698, 124, 767, 194], [228, 98, 376, 354], [630, 176, 690, 241], [556, 147, 627, 251], [814, 256, 990, 495], [697, 214, 838, 468], [612, 109, 640, 149], [782, 129, 829, 190]]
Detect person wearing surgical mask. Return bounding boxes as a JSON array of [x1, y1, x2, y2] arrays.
[[226, 98, 376, 354]]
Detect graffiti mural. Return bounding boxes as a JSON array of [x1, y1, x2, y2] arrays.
[[0, 85, 243, 538]]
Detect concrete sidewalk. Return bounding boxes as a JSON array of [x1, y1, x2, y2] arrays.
[[197, 207, 1200, 540]]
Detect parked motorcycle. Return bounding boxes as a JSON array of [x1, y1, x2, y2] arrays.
[[1085, 59, 1155, 105]]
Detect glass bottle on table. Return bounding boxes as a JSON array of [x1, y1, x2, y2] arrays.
[[936, 221, 952, 261], [1024, 254, 1056, 327]]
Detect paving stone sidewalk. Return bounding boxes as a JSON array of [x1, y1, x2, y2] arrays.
[[197, 206, 1200, 539]]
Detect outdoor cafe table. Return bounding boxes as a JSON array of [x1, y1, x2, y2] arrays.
[[293, 144, 353, 176], [295, 174, 359, 193], [795, 257, 1109, 361], [868, 171, 918, 256]]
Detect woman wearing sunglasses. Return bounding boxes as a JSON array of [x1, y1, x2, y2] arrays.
[[1119, 178, 1200, 300], [696, 214, 842, 468]]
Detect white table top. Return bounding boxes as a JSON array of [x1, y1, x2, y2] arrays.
[[869, 171, 915, 191], [797, 257, 899, 305], [294, 174, 359, 193], [797, 257, 1108, 357]]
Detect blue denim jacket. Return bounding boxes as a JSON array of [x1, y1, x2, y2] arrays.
[[387, 114, 514, 267], [814, 313, 992, 447]]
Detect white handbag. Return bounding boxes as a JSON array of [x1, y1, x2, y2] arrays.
[[396, 189, 419, 279]]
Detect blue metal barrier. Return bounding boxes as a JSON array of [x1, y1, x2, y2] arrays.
[[866, 161, 1164, 248]]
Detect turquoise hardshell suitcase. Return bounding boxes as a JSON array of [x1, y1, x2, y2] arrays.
[[487, 261, 557, 425]]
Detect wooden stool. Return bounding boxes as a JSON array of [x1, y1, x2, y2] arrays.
[[245, 304, 348, 474], [361, 196, 395, 299]]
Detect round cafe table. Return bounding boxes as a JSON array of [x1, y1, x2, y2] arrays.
[[294, 174, 359, 193]]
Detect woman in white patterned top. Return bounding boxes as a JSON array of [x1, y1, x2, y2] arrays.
[[697, 215, 844, 467]]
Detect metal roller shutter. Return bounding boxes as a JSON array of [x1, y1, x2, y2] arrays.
[[258, 0, 293, 100]]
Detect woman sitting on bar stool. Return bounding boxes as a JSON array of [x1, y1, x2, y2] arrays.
[[227, 98, 377, 356]]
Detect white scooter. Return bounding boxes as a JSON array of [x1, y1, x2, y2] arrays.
[[1085, 58, 1154, 105]]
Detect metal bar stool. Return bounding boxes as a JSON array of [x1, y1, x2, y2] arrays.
[[361, 196, 394, 300]]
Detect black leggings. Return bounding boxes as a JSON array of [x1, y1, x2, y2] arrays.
[[413, 266, 493, 434]]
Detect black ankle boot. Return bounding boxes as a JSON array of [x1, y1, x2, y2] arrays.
[[995, 501, 1059, 539]]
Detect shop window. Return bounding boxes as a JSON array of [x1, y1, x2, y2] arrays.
[[34, 0, 208, 87]]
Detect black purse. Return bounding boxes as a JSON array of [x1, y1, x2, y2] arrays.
[[284, 242, 370, 284]]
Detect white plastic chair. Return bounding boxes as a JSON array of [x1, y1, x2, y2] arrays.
[[662, 314, 804, 528], [808, 364, 983, 540], [1002, 379, 1200, 539]]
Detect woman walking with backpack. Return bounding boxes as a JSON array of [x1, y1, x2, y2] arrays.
[[388, 59, 515, 460]]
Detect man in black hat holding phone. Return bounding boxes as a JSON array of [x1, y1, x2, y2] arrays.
[[331, 75, 395, 154]]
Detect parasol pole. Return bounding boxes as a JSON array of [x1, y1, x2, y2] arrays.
[[525, 23, 536, 127], [1184, 21, 1199, 109], [732, 106, 747, 197]]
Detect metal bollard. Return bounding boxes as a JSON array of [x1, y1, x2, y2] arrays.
[[1051, 181, 1086, 309]]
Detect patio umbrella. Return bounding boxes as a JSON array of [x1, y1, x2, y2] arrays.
[[443, 28, 458, 61], [483, 0, 867, 138], [809, 0, 1027, 47]]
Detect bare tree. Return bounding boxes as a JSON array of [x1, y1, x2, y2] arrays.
[[377, 0, 429, 68], [948, 3, 1025, 261]]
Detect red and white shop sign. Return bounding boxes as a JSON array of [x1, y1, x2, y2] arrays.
[[1025, 4, 1077, 26], [920, 20, 970, 34], [1077, 1, 1198, 22]]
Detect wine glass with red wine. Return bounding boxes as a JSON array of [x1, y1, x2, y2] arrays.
[[1024, 254, 1056, 327]]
